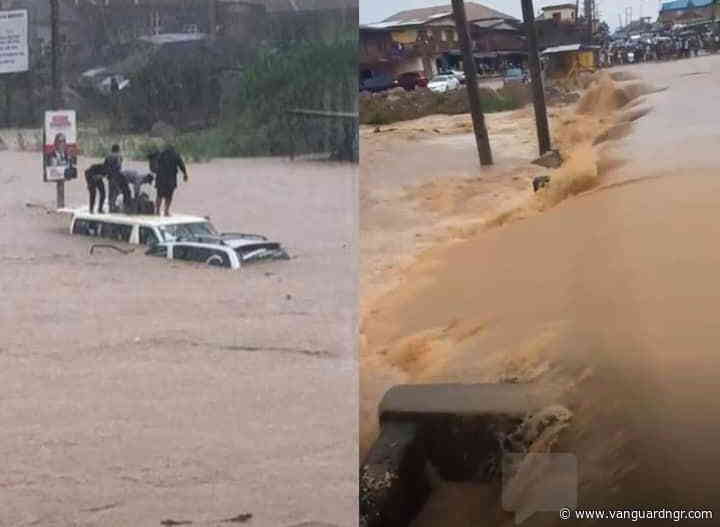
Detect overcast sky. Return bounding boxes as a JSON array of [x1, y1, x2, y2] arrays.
[[360, 0, 662, 30]]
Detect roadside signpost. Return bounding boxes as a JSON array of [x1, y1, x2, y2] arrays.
[[50, 0, 66, 208], [43, 110, 78, 184], [0, 9, 29, 74]]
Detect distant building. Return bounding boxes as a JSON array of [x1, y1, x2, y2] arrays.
[[360, 2, 523, 79], [539, 3, 577, 23], [658, 0, 716, 26]]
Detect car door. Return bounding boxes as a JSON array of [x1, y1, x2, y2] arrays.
[[139, 226, 160, 246]]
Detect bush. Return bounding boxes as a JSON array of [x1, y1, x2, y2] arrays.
[[217, 35, 358, 160]]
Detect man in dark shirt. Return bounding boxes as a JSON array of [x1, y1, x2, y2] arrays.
[[120, 169, 154, 214], [155, 145, 188, 216], [105, 144, 132, 213], [85, 163, 108, 214]]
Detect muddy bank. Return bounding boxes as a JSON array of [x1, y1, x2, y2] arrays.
[[360, 84, 534, 125]]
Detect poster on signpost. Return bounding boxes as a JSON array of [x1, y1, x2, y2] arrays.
[[44, 111, 78, 182], [0, 9, 28, 74]]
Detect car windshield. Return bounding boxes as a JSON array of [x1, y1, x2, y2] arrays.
[[159, 221, 217, 241], [506, 69, 522, 77], [432, 75, 451, 82]]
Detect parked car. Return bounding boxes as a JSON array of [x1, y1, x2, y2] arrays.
[[359, 74, 398, 93], [440, 69, 466, 84], [503, 68, 529, 85], [427, 74, 461, 93], [451, 69, 467, 84], [396, 71, 428, 91]]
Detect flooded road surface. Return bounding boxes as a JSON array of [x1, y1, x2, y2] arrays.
[[0, 155, 357, 527], [362, 55, 720, 524]]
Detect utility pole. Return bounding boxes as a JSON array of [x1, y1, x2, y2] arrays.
[[584, 0, 593, 43], [521, 0, 551, 155], [451, 0, 492, 166], [50, 0, 64, 208]]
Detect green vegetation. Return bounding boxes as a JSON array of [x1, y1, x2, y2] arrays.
[[360, 84, 530, 125], [159, 35, 358, 162]]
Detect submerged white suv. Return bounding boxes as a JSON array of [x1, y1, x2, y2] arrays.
[[69, 210, 289, 268], [146, 235, 290, 269]]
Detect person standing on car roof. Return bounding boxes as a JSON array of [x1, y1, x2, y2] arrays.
[[121, 169, 155, 214], [84, 162, 108, 214], [105, 144, 131, 213], [154, 145, 188, 217]]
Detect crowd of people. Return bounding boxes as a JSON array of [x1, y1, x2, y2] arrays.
[[84, 144, 188, 217], [599, 31, 720, 67]]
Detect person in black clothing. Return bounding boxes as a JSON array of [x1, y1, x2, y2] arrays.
[[105, 144, 131, 213], [85, 163, 108, 214], [155, 145, 188, 216]]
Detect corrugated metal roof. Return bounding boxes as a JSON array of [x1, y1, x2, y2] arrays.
[[660, 0, 713, 12], [371, 2, 515, 28], [254, 0, 357, 11], [472, 18, 521, 31], [540, 3, 577, 10], [541, 43, 600, 54]]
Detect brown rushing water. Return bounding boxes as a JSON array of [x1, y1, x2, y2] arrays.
[[361, 56, 720, 525], [0, 155, 357, 527]]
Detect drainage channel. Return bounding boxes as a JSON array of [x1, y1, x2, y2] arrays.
[[360, 383, 554, 527]]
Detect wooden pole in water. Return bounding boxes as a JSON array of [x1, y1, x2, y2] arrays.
[[451, 0, 493, 166], [50, 0, 64, 208], [521, 0, 552, 155]]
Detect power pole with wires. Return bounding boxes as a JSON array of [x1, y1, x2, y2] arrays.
[[451, 0, 493, 166], [521, 0, 551, 155]]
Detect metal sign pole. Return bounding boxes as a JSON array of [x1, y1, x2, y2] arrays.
[[50, 0, 64, 208]]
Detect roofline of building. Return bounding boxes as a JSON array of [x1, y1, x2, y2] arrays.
[[541, 4, 578, 10]]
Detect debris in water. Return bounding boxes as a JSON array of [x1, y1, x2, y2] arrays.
[[532, 176, 551, 192], [90, 244, 135, 255], [532, 150, 563, 169], [221, 513, 253, 523]]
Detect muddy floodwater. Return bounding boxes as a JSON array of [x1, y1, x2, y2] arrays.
[[361, 55, 720, 525], [0, 154, 357, 526]]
